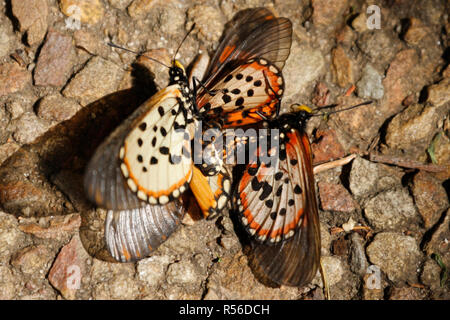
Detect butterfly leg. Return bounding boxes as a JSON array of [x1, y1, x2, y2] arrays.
[[192, 76, 219, 96], [192, 76, 220, 114]]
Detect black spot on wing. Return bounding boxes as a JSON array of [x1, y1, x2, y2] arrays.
[[274, 172, 283, 180], [139, 123, 147, 131], [222, 94, 231, 103], [160, 147, 169, 155], [251, 176, 263, 191], [259, 182, 273, 201]]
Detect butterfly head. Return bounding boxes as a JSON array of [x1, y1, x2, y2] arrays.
[[169, 59, 188, 85], [273, 104, 312, 131]]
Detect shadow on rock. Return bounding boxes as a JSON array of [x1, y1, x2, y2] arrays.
[[0, 63, 156, 261]]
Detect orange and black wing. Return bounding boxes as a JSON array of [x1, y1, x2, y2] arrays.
[[197, 7, 292, 127], [189, 166, 232, 219], [236, 129, 320, 286], [204, 7, 292, 78]]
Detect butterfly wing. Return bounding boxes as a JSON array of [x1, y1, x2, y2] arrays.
[[189, 166, 231, 219], [198, 58, 285, 127], [196, 8, 292, 127], [205, 7, 292, 78], [84, 85, 194, 210], [105, 200, 186, 262], [236, 129, 320, 286]]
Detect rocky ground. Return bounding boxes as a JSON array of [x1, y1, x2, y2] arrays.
[[0, 0, 449, 300]]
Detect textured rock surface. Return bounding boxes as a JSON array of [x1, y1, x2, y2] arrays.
[[34, 30, 75, 87], [364, 188, 421, 231], [62, 56, 124, 106], [367, 233, 423, 283]]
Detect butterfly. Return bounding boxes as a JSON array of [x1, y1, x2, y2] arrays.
[[193, 7, 292, 176], [83, 8, 292, 262], [235, 105, 321, 287]]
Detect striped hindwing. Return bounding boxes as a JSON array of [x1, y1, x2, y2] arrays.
[[204, 7, 292, 81], [236, 128, 320, 286], [105, 200, 186, 262], [84, 85, 194, 210]]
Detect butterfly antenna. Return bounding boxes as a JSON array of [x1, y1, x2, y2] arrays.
[[312, 101, 373, 117], [107, 42, 170, 68], [173, 23, 196, 62]]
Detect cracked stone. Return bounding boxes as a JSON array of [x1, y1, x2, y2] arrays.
[[412, 172, 449, 230], [11, 245, 53, 275], [357, 64, 384, 100], [0, 211, 28, 262], [11, 0, 48, 45], [385, 104, 443, 160], [349, 157, 403, 200], [59, 0, 105, 25], [34, 30, 75, 87], [427, 78, 450, 108], [366, 232, 422, 283], [18, 214, 81, 240], [36, 94, 81, 122], [62, 56, 124, 106], [319, 182, 359, 212], [48, 235, 91, 300], [0, 62, 31, 97], [332, 45, 355, 88], [364, 188, 421, 231]]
